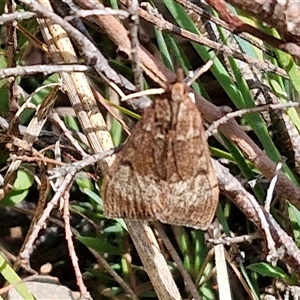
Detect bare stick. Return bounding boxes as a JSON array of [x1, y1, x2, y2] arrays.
[[5, 0, 20, 131], [121, 88, 165, 102], [128, 0, 143, 91], [186, 60, 214, 86], [208, 232, 260, 245], [0, 11, 35, 24], [87, 248, 139, 300], [212, 222, 232, 300], [0, 64, 90, 79], [68, 8, 130, 19], [49, 112, 88, 158], [63, 191, 92, 299], [206, 102, 300, 137], [155, 223, 201, 300], [48, 148, 118, 179], [18, 173, 75, 262]]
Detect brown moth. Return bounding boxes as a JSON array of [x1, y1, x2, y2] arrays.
[[102, 73, 219, 229]]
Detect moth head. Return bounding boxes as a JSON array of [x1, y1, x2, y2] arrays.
[[170, 82, 188, 102]]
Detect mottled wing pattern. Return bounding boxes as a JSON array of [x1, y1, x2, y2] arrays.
[[102, 102, 167, 218], [102, 80, 219, 229], [155, 83, 219, 229]]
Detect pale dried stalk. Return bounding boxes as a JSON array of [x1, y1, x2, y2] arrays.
[[126, 221, 182, 300], [36, 0, 114, 173], [213, 223, 232, 300], [0, 11, 35, 24], [0, 64, 90, 79]]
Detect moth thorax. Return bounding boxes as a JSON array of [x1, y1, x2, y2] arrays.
[[171, 82, 186, 102]]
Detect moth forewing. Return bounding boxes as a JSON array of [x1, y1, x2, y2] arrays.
[[102, 78, 219, 229], [101, 118, 164, 218]]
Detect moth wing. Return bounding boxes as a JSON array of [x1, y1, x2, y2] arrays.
[[102, 106, 165, 219], [156, 95, 219, 229], [157, 175, 219, 230]]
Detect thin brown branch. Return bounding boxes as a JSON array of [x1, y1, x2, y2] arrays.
[[128, 0, 144, 91], [207, 101, 300, 136], [155, 223, 201, 300], [87, 247, 139, 300], [63, 192, 92, 299], [18, 173, 75, 263], [5, 0, 20, 132], [3, 84, 59, 191], [14, 171, 49, 271]]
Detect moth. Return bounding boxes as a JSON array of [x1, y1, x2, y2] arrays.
[[102, 73, 219, 229]]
